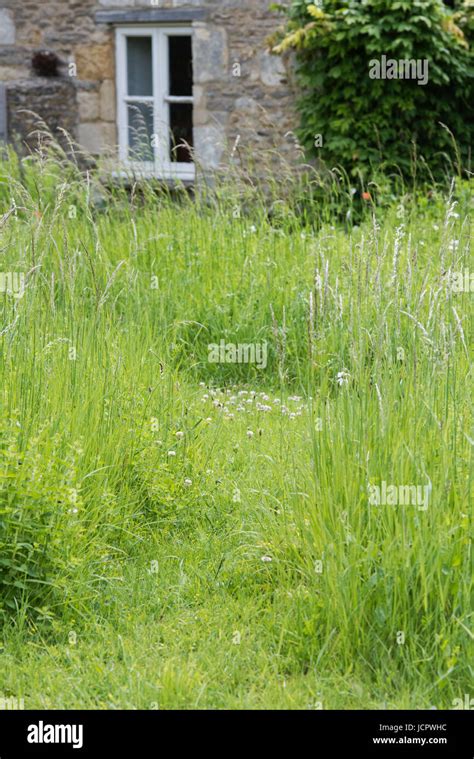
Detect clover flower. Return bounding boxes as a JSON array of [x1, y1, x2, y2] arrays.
[[336, 370, 351, 387]]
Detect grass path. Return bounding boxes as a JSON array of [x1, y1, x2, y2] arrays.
[[0, 159, 471, 708]]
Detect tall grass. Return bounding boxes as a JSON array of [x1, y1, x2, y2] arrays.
[[0, 140, 471, 708]]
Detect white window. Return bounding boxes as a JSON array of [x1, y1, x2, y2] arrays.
[[115, 26, 195, 180]]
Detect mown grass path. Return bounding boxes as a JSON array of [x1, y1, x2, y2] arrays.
[[0, 161, 471, 708]]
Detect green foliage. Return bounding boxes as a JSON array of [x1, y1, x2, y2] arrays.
[[0, 150, 471, 707], [0, 415, 84, 618], [272, 0, 473, 181]]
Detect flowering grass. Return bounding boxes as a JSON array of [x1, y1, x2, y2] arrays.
[[0, 152, 472, 709]]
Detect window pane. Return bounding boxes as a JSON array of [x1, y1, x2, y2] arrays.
[[127, 37, 153, 97], [168, 36, 193, 96], [169, 103, 193, 163], [128, 103, 154, 161]]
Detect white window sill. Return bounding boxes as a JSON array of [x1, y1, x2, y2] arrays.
[[111, 163, 196, 185]]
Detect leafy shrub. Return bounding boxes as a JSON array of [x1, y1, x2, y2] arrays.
[[271, 0, 473, 182], [0, 414, 84, 619]]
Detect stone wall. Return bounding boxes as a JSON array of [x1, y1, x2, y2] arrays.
[[7, 79, 78, 154], [0, 0, 299, 170]]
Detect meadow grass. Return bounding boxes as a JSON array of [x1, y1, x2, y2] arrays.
[[0, 149, 472, 709]]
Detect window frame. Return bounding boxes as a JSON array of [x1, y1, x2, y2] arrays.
[[115, 25, 195, 181]]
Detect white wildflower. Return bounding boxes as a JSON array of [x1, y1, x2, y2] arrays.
[[336, 370, 351, 387]]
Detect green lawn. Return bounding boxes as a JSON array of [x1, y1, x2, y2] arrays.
[[0, 155, 472, 709]]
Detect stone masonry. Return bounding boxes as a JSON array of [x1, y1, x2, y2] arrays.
[[0, 0, 299, 172]]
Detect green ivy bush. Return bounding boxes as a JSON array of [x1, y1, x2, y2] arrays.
[[271, 0, 473, 183]]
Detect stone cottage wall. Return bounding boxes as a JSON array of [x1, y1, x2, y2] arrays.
[[0, 0, 298, 170]]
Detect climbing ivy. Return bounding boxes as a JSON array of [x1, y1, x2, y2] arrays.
[[270, 0, 473, 182]]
